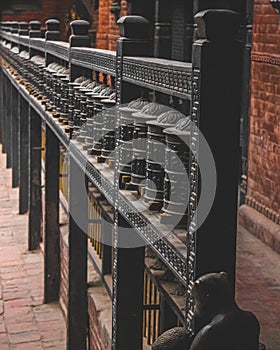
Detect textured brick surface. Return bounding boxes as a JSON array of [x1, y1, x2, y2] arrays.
[[96, 0, 128, 50], [247, 0, 280, 217], [2, 0, 74, 41], [0, 146, 66, 349]]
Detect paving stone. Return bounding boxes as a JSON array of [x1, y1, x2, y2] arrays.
[[0, 147, 66, 349], [6, 322, 38, 334], [9, 330, 42, 344], [10, 343, 44, 350]]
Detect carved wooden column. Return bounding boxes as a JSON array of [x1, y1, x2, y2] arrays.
[[240, 0, 254, 204], [18, 23, 30, 214], [44, 19, 61, 303], [28, 21, 43, 251], [187, 9, 242, 332], [112, 16, 150, 350], [67, 19, 90, 350]]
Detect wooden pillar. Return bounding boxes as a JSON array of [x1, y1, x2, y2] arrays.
[[28, 108, 42, 251], [11, 84, 19, 187], [6, 77, 12, 169], [0, 66, 3, 145], [187, 9, 242, 331], [67, 22, 90, 349], [112, 16, 151, 350], [67, 153, 88, 350], [1, 70, 7, 153], [19, 95, 29, 214], [113, 215, 145, 350], [44, 126, 60, 303], [240, 0, 254, 204]]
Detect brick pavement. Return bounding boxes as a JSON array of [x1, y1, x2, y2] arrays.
[[0, 146, 66, 350], [236, 225, 280, 350]]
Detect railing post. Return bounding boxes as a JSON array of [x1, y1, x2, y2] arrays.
[[19, 96, 29, 214], [240, 0, 254, 204], [45, 19, 60, 66], [69, 20, 90, 81], [1, 70, 7, 153], [112, 16, 150, 350], [67, 154, 88, 350], [187, 9, 242, 331], [29, 20, 41, 38], [0, 59, 3, 145], [18, 22, 30, 214], [44, 126, 60, 303], [11, 83, 19, 187], [44, 19, 61, 303], [29, 21, 42, 58], [6, 72, 12, 169], [28, 107, 42, 251], [66, 20, 90, 350]]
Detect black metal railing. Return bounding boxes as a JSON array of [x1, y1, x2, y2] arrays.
[[0, 11, 242, 349]]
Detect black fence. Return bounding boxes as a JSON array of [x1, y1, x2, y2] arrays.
[[0, 12, 242, 349]]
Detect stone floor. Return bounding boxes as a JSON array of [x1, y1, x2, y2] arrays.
[[236, 225, 280, 350], [0, 147, 66, 349], [0, 144, 279, 350]]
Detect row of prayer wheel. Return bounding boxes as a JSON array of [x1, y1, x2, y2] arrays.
[[28, 54, 191, 227]]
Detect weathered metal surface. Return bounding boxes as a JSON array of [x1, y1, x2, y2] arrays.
[[67, 154, 88, 350], [11, 84, 19, 187], [44, 125, 61, 303], [45, 41, 70, 61], [28, 108, 42, 251]]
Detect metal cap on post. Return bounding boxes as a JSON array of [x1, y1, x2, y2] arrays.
[[195, 9, 240, 42], [29, 21, 41, 38], [18, 22, 29, 36], [117, 15, 150, 39], [45, 19, 60, 41], [69, 20, 90, 47], [6, 22, 12, 33], [11, 22, 19, 34]]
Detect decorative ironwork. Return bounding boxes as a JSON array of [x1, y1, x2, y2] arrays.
[[122, 57, 192, 99], [71, 48, 116, 76], [45, 41, 70, 61], [186, 68, 200, 333], [29, 38, 45, 52]]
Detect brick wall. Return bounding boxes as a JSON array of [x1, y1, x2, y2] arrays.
[[96, 0, 128, 50], [1, 0, 74, 41], [247, 0, 280, 220]]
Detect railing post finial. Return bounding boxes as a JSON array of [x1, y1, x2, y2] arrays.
[[45, 19, 60, 41]]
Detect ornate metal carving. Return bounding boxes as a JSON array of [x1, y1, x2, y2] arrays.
[[186, 68, 200, 333], [122, 57, 192, 99], [71, 48, 116, 76], [45, 41, 70, 61]]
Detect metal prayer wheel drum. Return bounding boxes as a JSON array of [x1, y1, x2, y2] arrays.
[[68, 76, 88, 134], [90, 86, 115, 156], [119, 99, 149, 178], [161, 117, 191, 227], [75, 80, 99, 143], [73, 78, 93, 134], [131, 103, 171, 189], [145, 110, 185, 210], [59, 76, 70, 122], [100, 93, 117, 163]]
